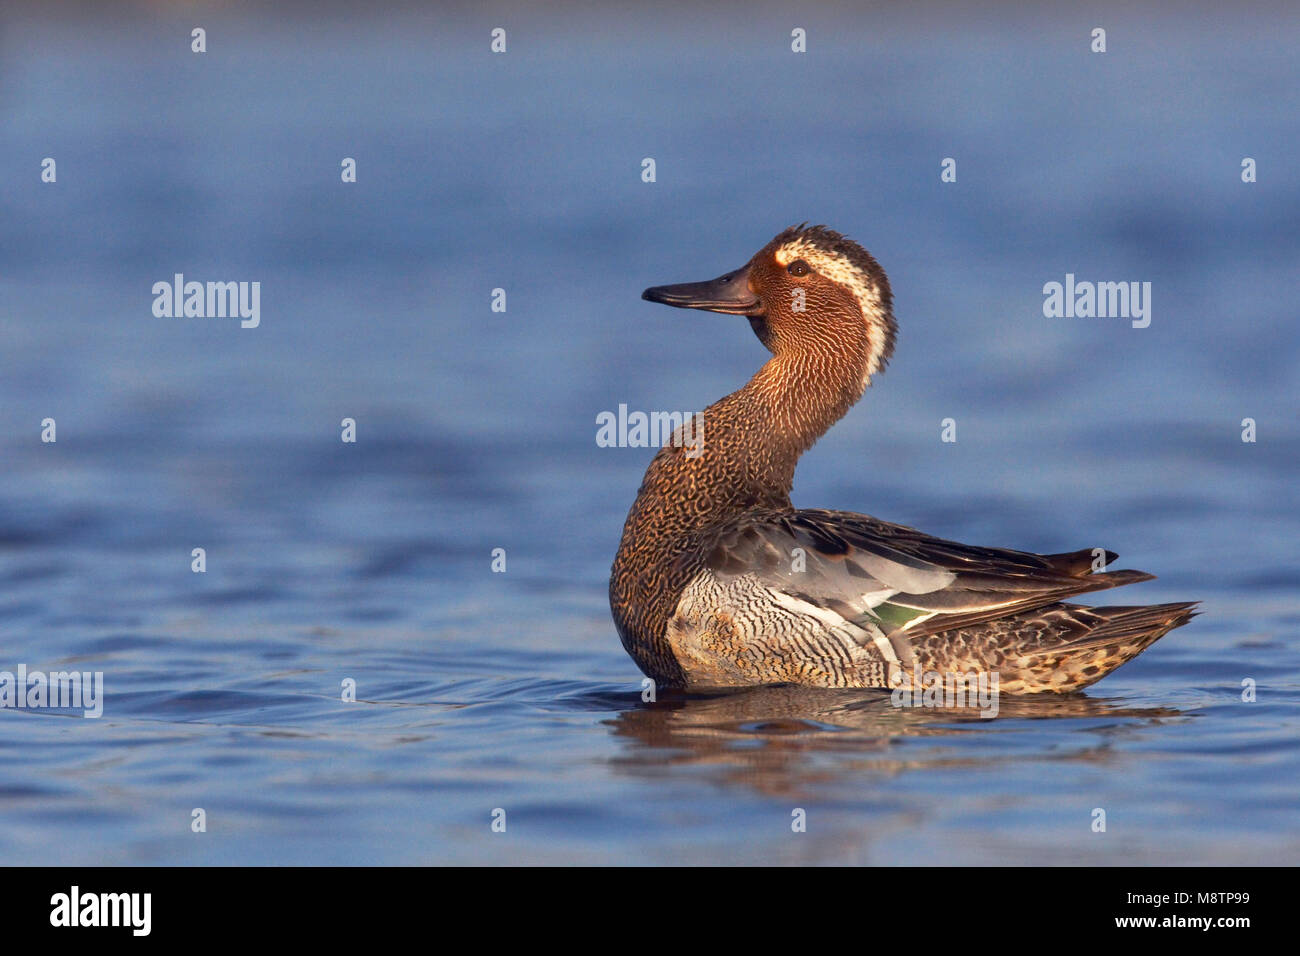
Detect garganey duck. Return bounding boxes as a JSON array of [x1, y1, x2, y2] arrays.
[[609, 225, 1195, 694]]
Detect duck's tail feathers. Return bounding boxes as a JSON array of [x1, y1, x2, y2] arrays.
[[1041, 548, 1159, 583], [1061, 601, 1200, 650], [1018, 601, 1199, 691]]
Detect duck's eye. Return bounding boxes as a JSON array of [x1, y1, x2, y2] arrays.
[[787, 259, 811, 277]]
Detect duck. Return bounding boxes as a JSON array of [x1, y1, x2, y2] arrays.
[[609, 224, 1196, 694]]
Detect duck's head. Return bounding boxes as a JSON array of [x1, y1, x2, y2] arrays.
[[642, 224, 897, 388]]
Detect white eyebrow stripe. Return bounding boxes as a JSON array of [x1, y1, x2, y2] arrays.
[[775, 237, 892, 379]]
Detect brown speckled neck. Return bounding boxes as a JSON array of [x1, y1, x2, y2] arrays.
[[610, 331, 875, 684]]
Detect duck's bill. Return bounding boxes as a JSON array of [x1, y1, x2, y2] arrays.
[[642, 265, 762, 316]]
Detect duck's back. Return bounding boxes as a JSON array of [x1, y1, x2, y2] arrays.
[[650, 508, 1194, 691]]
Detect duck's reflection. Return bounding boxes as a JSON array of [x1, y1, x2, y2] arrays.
[[606, 685, 1183, 797]]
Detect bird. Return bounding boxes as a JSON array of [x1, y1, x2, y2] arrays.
[[609, 224, 1195, 694]]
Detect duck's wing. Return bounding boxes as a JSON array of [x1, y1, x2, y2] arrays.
[[697, 508, 1154, 666]]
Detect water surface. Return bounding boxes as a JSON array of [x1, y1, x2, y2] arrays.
[[1, 3, 1297, 864]]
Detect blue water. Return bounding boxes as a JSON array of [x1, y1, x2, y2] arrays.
[[2, 3, 1297, 864]]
